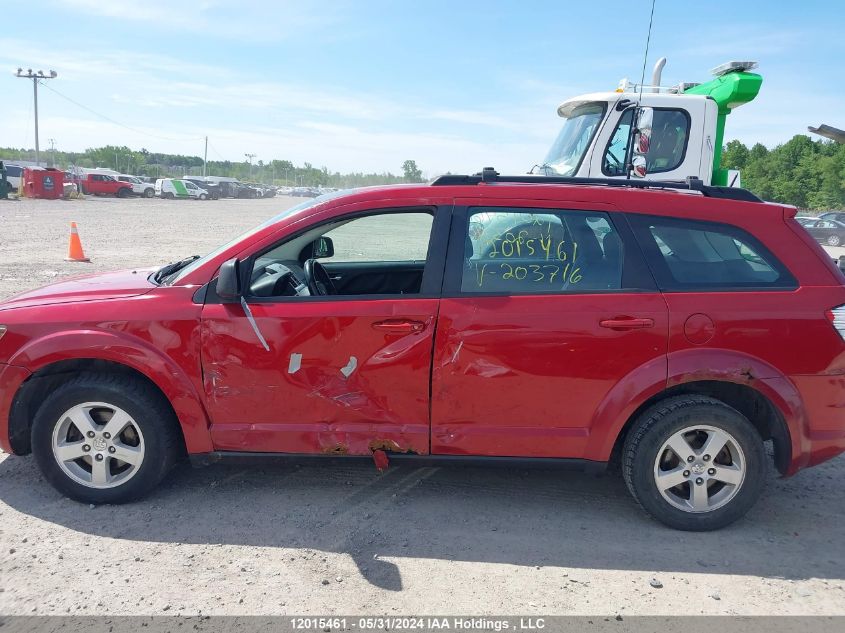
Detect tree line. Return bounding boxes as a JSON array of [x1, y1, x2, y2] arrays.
[[3, 136, 844, 208], [0, 145, 426, 188], [721, 135, 845, 210]]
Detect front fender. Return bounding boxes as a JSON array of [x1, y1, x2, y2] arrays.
[[7, 329, 213, 453]]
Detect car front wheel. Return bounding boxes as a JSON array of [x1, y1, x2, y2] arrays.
[[144, 188, 155, 198], [31, 373, 182, 504], [622, 395, 766, 531]]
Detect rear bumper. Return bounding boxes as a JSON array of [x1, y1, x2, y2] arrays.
[[0, 363, 31, 454]]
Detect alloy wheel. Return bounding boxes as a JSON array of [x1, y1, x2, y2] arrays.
[[51, 402, 145, 489], [653, 425, 745, 513]]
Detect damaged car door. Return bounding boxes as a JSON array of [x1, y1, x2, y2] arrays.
[[200, 205, 449, 456]]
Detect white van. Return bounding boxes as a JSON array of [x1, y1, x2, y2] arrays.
[[155, 178, 209, 200]]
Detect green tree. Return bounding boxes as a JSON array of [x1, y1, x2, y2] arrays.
[[402, 159, 423, 183]]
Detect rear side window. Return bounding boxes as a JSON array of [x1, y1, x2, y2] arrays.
[[629, 215, 796, 290], [461, 207, 623, 293]]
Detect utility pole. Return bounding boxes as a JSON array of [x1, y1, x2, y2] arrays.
[[203, 136, 208, 178], [244, 153, 256, 179], [48, 138, 56, 167], [15, 68, 58, 166]]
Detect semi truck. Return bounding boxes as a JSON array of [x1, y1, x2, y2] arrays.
[[539, 59, 762, 186]]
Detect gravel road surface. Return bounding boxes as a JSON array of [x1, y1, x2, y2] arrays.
[[0, 196, 843, 616]]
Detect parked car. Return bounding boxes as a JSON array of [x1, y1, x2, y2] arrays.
[[819, 211, 845, 223], [0, 161, 14, 197], [183, 178, 221, 200], [802, 218, 845, 247], [3, 164, 22, 193], [236, 183, 261, 199], [155, 178, 209, 200], [116, 174, 155, 198], [1, 173, 844, 531], [79, 173, 134, 197]]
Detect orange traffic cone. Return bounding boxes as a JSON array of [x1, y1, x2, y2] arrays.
[[65, 222, 90, 262]]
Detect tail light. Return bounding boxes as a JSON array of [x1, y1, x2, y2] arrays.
[[826, 305, 845, 341]]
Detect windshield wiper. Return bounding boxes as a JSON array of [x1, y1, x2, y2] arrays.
[[529, 163, 555, 175], [153, 255, 200, 284]]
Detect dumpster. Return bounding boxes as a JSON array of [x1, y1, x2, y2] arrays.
[[22, 167, 64, 199]]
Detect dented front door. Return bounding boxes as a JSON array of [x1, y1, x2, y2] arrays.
[[201, 298, 439, 455]]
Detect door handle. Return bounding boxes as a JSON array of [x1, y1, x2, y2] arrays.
[[372, 319, 426, 334], [599, 317, 655, 330]]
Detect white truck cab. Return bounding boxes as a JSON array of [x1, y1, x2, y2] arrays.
[[539, 60, 762, 186]]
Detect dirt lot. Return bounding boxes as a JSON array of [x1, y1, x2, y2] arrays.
[[0, 196, 843, 616]]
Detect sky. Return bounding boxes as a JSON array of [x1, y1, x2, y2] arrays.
[[1, 0, 842, 177]]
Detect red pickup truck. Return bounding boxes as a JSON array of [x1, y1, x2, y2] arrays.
[[79, 173, 134, 197]]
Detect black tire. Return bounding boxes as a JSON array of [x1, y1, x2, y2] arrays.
[[198, 193, 207, 200], [144, 188, 155, 198], [163, 192, 174, 200], [622, 395, 766, 531], [31, 372, 182, 504], [117, 187, 130, 198]]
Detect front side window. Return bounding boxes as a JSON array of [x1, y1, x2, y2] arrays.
[[248, 210, 435, 298], [541, 102, 607, 177], [462, 207, 623, 293], [629, 215, 795, 290], [321, 213, 432, 263], [603, 109, 690, 176]]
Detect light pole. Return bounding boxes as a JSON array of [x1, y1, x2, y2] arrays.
[[48, 138, 56, 167], [244, 153, 256, 180], [15, 68, 57, 166]]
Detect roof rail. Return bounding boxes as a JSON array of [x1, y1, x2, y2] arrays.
[[430, 168, 763, 203]]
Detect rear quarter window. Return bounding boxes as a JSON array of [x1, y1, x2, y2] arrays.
[[628, 214, 796, 291]]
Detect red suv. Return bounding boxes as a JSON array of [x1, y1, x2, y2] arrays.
[[1, 172, 843, 531]]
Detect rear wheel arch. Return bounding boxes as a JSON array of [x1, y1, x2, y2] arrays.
[[9, 358, 194, 456], [610, 380, 792, 475]]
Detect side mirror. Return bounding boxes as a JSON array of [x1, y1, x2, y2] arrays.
[[630, 107, 653, 178], [217, 258, 241, 301], [314, 236, 334, 258]]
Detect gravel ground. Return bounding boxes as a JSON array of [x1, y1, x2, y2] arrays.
[[0, 196, 843, 616]]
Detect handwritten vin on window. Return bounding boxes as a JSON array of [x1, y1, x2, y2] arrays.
[[470, 218, 582, 289]]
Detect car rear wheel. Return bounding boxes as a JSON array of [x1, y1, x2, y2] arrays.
[[31, 373, 182, 504], [198, 193, 207, 200], [827, 234, 841, 247], [622, 395, 766, 531]]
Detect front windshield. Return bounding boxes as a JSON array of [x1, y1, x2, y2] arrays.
[[167, 190, 349, 285], [540, 102, 607, 176]]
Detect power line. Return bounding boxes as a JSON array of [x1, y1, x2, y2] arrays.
[[37, 80, 204, 143], [15, 68, 58, 165]]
